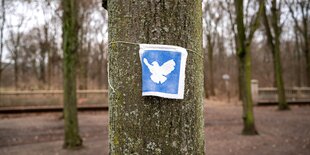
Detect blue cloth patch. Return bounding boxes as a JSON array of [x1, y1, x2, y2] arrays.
[[139, 44, 187, 99]]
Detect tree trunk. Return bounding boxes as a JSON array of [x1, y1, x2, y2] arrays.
[[47, 51, 52, 89], [79, 43, 89, 90], [207, 34, 215, 96], [98, 41, 108, 89], [62, 0, 82, 149], [97, 55, 103, 89], [102, 57, 108, 89], [234, 0, 258, 135], [108, 0, 205, 154], [239, 46, 257, 135], [304, 35, 310, 86], [204, 48, 209, 98], [39, 50, 46, 85], [14, 54, 18, 90], [0, 0, 5, 88], [262, 0, 289, 110], [77, 49, 88, 90], [302, 10, 310, 86], [294, 27, 301, 87]]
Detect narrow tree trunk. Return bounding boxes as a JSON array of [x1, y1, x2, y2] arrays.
[[78, 50, 88, 90], [0, 0, 5, 88], [262, 0, 289, 110], [204, 48, 209, 98], [207, 34, 215, 96], [47, 52, 52, 89], [62, 0, 82, 149], [102, 57, 108, 89], [304, 38, 310, 86], [97, 55, 103, 89], [235, 0, 258, 135], [98, 42, 107, 89], [303, 15, 310, 86], [294, 27, 302, 87], [14, 55, 18, 90], [108, 0, 205, 154], [80, 42, 89, 90], [273, 43, 288, 110], [39, 51, 46, 85]]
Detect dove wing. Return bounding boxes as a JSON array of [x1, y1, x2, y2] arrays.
[[160, 59, 176, 76], [143, 58, 155, 74]]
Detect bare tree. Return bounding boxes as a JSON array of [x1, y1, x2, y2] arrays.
[[234, 0, 264, 135], [262, 0, 289, 110], [0, 0, 6, 87], [203, 0, 222, 97], [6, 18, 24, 90], [286, 0, 310, 86]]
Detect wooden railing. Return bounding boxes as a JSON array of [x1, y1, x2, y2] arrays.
[[0, 89, 108, 95], [251, 80, 310, 104], [0, 90, 108, 107]]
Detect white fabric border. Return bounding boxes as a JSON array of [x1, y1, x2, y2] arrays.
[[139, 44, 188, 99]]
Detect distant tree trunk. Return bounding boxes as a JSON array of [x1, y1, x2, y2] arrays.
[[204, 48, 209, 98], [39, 50, 46, 85], [108, 0, 205, 154], [78, 42, 89, 90], [97, 56, 103, 89], [47, 51, 52, 89], [101, 57, 108, 89], [287, 0, 310, 86], [62, 0, 82, 149], [14, 54, 18, 90], [262, 0, 289, 110], [234, 0, 262, 135], [303, 29, 310, 86], [0, 0, 5, 88], [77, 44, 88, 90], [207, 34, 215, 96], [39, 26, 49, 86], [302, 6, 310, 85], [98, 41, 107, 89], [294, 28, 302, 87]]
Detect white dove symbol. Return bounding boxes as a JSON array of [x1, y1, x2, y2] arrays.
[[143, 58, 176, 84]]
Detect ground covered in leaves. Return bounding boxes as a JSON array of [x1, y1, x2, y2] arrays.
[[0, 100, 309, 155]]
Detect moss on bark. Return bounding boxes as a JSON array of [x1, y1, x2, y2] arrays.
[[108, 0, 205, 154]]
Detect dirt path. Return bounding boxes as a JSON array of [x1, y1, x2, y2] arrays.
[[0, 101, 309, 155]]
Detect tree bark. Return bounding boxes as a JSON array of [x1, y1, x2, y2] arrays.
[[234, 0, 260, 135], [62, 0, 82, 149], [108, 0, 205, 154], [262, 0, 289, 110]]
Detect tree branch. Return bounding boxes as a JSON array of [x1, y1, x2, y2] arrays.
[[262, 0, 275, 50], [285, 0, 303, 33], [247, 0, 264, 42]]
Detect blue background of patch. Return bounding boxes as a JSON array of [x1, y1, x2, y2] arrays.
[[141, 50, 181, 94]]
